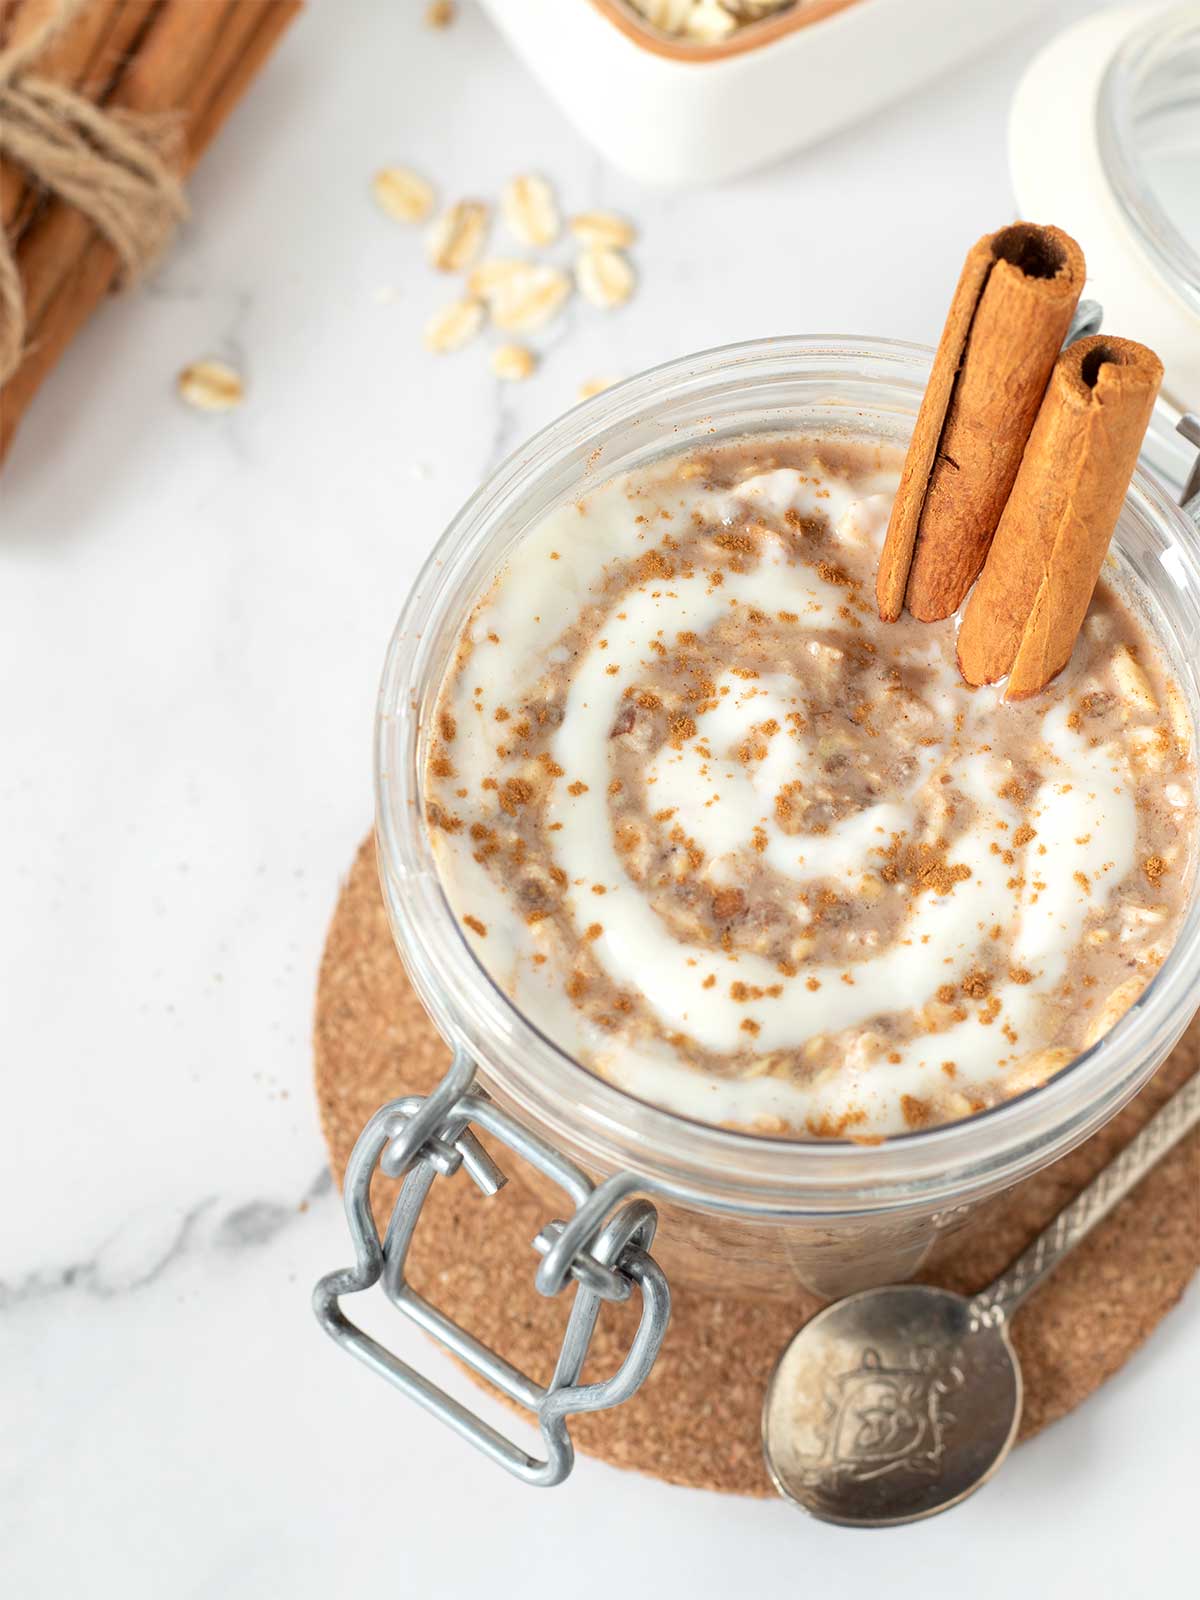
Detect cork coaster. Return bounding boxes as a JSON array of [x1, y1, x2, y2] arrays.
[[315, 836, 1200, 1495]]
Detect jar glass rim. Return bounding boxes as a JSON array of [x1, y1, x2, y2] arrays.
[[376, 334, 1200, 1214]]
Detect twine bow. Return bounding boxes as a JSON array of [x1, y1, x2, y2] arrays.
[[0, 0, 189, 383]]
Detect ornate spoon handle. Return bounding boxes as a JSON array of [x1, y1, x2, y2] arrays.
[[969, 1072, 1200, 1330]]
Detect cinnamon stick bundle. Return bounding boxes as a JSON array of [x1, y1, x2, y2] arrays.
[[876, 223, 1086, 623], [957, 335, 1163, 700], [0, 0, 301, 465]]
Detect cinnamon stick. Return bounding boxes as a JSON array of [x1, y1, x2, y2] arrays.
[[957, 334, 1162, 700], [876, 223, 1086, 623], [0, 0, 126, 232], [0, 0, 299, 462]]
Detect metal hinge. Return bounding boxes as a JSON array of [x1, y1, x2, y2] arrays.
[[312, 1049, 671, 1486]]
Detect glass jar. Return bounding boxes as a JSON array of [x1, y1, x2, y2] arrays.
[[375, 336, 1200, 1302]]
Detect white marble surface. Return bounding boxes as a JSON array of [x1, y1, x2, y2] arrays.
[[2, 3, 1196, 1595]]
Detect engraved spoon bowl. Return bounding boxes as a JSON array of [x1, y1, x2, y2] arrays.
[[763, 1071, 1200, 1526]]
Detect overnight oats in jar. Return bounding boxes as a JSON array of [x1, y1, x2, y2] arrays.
[[424, 435, 1196, 1141], [377, 338, 1200, 1298]]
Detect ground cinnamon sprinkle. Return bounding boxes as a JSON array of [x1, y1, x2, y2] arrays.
[[1013, 824, 1036, 846], [900, 1094, 932, 1128], [880, 838, 972, 897], [1144, 855, 1168, 884], [1009, 966, 1034, 984], [961, 969, 991, 999], [567, 780, 589, 796], [739, 1018, 761, 1036]]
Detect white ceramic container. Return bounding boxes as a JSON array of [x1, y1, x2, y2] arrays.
[[478, 0, 1049, 187]]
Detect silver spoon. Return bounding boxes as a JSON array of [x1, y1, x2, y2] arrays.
[[763, 1072, 1200, 1527]]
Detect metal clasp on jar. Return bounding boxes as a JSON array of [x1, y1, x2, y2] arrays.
[[312, 1049, 671, 1486]]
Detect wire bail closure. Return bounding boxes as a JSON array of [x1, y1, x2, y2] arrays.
[[312, 1048, 671, 1487]]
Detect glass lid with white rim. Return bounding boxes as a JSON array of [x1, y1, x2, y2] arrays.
[[1010, 3, 1200, 494]]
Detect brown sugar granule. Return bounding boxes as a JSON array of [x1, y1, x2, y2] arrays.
[[1074, 871, 1091, 893], [1009, 967, 1034, 985], [739, 1018, 761, 1037], [585, 922, 603, 941], [1013, 824, 1037, 847], [670, 714, 698, 743], [942, 1061, 957, 1078], [539, 754, 565, 777], [887, 1051, 902, 1064], [751, 826, 768, 854], [806, 977, 821, 992], [494, 706, 510, 722], [567, 780, 589, 796], [1144, 855, 1168, 885], [778, 610, 799, 623], [636, 691, 662, 712], [900, 1094, 932, 1128], [936, 984, 957, 1004], [591, 884, 607, 895], [702, 974, 716, 989], [463, 915, 487, 937], [961, 969, 991, 1000], [439, 713, 457, 742], [430, 756, 454, 778], [565, 971, 589, 1001], [714, 531, 756, 553]]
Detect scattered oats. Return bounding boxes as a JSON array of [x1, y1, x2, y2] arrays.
[[373, 166, 435, 224], [578, 376, 618, 400], [467, 257, 528, 301], [425, 0, 455, 25], [501, 174, 560, 248], [177, 359, 244, 412], [426, 200, 489, 272], [569, 210, 636, 249], [491, 343, 537, 381], [489, 262, 572, 332], [423, 298, 485, 353], [576, 246, 635, 309]]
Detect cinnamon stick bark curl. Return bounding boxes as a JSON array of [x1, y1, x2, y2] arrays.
[[876, 223, 1086, 623], [957, 334, 1163, 700]]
